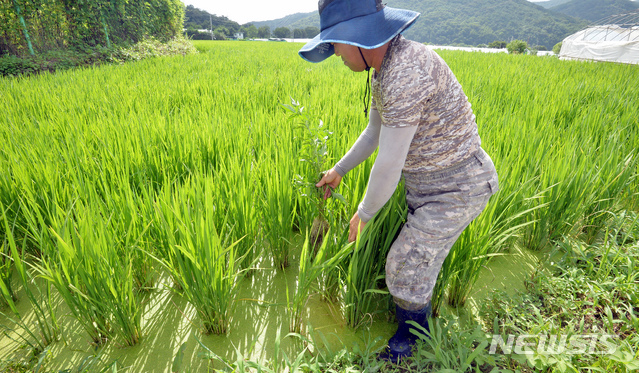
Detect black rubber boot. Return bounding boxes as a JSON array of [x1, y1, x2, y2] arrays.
[[379, 302, 431, 363]]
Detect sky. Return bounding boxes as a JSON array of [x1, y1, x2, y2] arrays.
[[182, 0, 546, 25]]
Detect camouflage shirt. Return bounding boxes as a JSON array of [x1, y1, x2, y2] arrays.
[[371, 35, 481, 173]]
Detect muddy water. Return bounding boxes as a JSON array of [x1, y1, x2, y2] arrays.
[[0, 243, 551, 371], [454, 244, 556, 326]]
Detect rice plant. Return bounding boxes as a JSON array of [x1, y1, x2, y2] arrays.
[[0, 237, 14, 307], [286, 230, 352, 333], [260, 153, 298, 271], [26, 195, 144, 346], [0, 202, 60, 355], [152, 176, 244, 335], [342, 184, 407, 329], [435, 179, 548, 314], [216, 156, 262, 275]]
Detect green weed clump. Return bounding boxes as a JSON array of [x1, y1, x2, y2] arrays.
[[481, 211, 639, 372]]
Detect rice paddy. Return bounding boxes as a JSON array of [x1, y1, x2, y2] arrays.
[[1, 40, 637, 371]]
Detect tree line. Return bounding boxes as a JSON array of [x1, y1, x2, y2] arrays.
[[184, 6, 319, 40], [1, 0, 184, 56]]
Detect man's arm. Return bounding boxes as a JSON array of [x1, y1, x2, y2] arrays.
[[334, 108, 382, 176], [357, 124, 418, 222]]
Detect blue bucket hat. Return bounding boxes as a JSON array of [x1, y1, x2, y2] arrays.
[[299, 0, 420, 63]]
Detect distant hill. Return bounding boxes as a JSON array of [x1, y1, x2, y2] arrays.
[[532, 0, 571, 9], [248, 12, 316, 30], [394, 0, 586, 49], [256, 0, 586, 49], [550, 0, 639, 22]]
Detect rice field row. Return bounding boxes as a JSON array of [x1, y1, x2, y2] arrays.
[[0, 40, 637, 369]]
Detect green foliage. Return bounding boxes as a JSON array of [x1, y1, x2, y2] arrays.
[[0, 37, 197, 77], [285, 99, 344, 236], [184, 4, 240, 34], [405, 0, 587, 49], [0, 0, 185, 56], [0, 54, 38, 77], [185, 27, 213, 40], [244, 24, 258, 38], [553, 41, 563, 54], [409, 316, 498, 372], [288, 27, 320, 38], [488, 40, 507, 48], [481, 212, 639, 372], [273, 27, 291, 39], [258, 26, 271, 38], [305, 26, 320, 38], [213, 27, 229, 40], [535, 0, 572, 8], [507, 39, 528, 54], [250, 11, 317, 32]]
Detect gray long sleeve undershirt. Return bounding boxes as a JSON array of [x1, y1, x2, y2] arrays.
[[334, 108, 418, 223]]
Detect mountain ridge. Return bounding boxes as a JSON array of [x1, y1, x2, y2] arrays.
[[246, 0, 587, 49], [550, 0, 639, 22]]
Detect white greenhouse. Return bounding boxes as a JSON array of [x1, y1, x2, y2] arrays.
[[560, 10, 639, 65]]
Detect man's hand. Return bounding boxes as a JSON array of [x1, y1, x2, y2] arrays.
[[316, 168, 343, 200], [348, 212, 366, 243]]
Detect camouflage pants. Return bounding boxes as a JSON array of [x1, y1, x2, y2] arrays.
[[386, 148, 499, 311]]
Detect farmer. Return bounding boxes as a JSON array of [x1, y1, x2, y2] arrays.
[[299, 0, 499, 362]]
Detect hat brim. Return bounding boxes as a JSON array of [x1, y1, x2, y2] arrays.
[[299, 7, 420, 63]]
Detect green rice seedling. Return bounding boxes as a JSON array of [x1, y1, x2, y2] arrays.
[[436, 179, 549, 313], [316, 222, 350, 304], [0, 238, 14, 307], [152, 175, 244, 335], [216, 156, 262, 275], [260, 154, 298, 271], [21, 201, 110, 345], [93, 170, 157, 292], [143, 181, 185, 291], [0, 202, 60, 355], [287, 230, 352, 333], [342, 184, 407, 329], [26, 194, 144, 346], [579, 150, 637, 244]]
